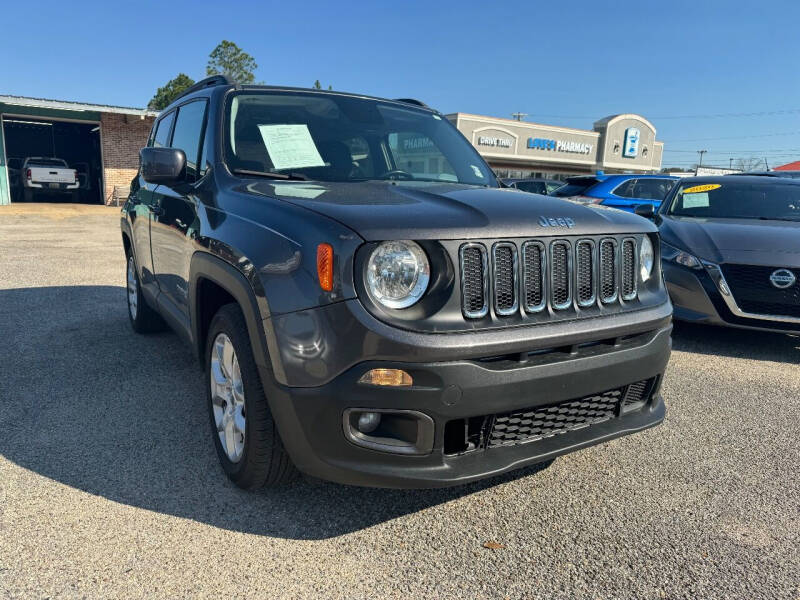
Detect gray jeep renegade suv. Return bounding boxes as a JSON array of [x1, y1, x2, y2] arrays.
[[121, 75, 672, 489]]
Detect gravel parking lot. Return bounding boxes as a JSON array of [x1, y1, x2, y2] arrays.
[[1, 204, 798, 599]]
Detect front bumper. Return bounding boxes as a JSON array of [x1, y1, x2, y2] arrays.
[[664, 262, 800, 335], [262, 306, 672, 488]]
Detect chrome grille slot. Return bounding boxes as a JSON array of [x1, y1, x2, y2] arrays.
[[522, 241, 546, 312], [599, 238, 618, 303], [550, 240, 572, 310], [621, 238, 637, 300], [575, 240, 595, 307], [460, 243, 488, 318], [492, 243, 518, 316]]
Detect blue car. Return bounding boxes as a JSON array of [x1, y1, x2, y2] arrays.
[[550, 173, 679, 213]]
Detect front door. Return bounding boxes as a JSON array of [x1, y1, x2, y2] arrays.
[[149, 99, 209, 316], [128, 110, 175, 293]]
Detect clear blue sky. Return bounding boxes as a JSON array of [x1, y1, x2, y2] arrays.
[[2, 0, 798, 169]]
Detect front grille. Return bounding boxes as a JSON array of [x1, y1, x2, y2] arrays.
[[576, 240, 595, 306], [493, 243, 518, 315], [599, 239, 618, 303], [722, 264, 800, 318], [621, 238, 637, 300], [460, 244, 488, 318], [485, 378, 655, 448], [459, 235, 643, 320], [551, 241, 571, 309], [522, 242, 545, 312]]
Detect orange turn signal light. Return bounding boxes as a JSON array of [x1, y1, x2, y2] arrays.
[[317, 243, 334, 291], [358, 368, 413, 387]]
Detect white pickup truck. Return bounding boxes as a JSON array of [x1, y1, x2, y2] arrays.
[[21, 157, 79, 201]]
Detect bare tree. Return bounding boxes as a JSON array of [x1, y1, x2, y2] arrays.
[[734, 157, 764, 172]]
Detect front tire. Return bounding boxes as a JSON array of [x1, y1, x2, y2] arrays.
[[126, 253, 165, 333], [206, 303, 297, 489]]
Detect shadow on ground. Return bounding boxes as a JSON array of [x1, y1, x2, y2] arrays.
[[0, 285, 548, 541], [671, 320, 800, 363]]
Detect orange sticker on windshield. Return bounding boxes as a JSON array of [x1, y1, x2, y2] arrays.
[[683, 183, 721, 194]]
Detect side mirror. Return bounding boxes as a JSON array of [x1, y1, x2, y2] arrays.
[[140, 147, 186, 185], [634, 203, 655, 220]]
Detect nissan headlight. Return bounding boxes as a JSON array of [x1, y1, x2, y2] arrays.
[[639, 236, 654, 282], [661, 241, 702, 269], [366, 241, 430, 309]]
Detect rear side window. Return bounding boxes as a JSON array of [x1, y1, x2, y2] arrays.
[[551, 179, 596, 197], [170, 100, 208, 182], [635, 178, 675, 200], [153, 111, 175, 148], [613, 179, 637, 198], [515, 181, 546, 194]]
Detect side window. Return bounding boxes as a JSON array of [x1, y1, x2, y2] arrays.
[[170, 100, 208, 182], [198, 118, 212, 177], [546, 181, 563, 194], [153, 111, 175, 148], [613, 179, 637, 198], [636, 179, 674, 200]]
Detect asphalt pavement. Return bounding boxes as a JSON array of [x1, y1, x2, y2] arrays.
[[0, 204, 798, 599]]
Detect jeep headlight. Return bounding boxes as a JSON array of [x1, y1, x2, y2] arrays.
[[366, 241, 430, 309], [639, 236, 654, 282]]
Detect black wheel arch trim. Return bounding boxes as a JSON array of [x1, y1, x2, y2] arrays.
[[189, 251, 288, 385]]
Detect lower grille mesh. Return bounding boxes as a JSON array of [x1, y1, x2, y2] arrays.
[[485, 378, 655, 449]]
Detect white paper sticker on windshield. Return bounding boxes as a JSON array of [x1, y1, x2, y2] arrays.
[[682, 192, 710, 209], [258, 124, 325, 171]]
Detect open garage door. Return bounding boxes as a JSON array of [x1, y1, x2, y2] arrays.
[[2, 116, 103, 204]]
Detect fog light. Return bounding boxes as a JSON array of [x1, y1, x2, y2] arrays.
[[358, 368, 413, 387], [357, 412, 381, 433]]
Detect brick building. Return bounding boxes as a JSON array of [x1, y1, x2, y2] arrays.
[[0, 95, 157, 205]]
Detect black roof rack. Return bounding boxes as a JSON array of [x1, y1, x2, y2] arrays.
[[174, 74, 237, 102], [393, 98, 429, 108]]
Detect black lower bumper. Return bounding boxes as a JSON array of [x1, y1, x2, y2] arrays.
[[264, 323, 671, 488]]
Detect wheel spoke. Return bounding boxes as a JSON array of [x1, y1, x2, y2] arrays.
[[224, 419, 237, 457], [233, 406, 246, 435], [222, 339, 235, 380]]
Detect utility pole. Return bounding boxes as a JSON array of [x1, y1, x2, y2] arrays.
[[511, 112, 528, 121], [729, 158, 733, 169], [697, 150, 707, 167]]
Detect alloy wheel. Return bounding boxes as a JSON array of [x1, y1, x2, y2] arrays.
[[210, 333, 246, 462], [127, 256, 138, 320]]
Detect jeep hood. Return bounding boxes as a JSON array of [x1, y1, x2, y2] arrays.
[[242, 180, 655, 240], [659, 215, 800, 267]]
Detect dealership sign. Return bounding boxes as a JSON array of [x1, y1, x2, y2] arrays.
[[527, 137, 593, 155]]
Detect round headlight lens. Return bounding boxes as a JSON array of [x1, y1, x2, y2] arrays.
[[640, 236, 654, 281], [366, 241, 430, 309]]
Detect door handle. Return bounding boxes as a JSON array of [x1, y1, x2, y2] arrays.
[[149, 205, 164, 216]]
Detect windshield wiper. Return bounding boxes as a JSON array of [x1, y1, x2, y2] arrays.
[[232, 168, 308, 181], [757, 216, 800, 222]]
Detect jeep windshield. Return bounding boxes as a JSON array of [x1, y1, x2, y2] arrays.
[[224, 91, 496, 185], [666, 180, 800, 221]]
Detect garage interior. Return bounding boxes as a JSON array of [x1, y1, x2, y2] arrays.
[[2, 116, 103, 204]]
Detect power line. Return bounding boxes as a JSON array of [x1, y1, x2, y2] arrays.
[[669, 131, 800, 142], [526, 108, 800, 121]]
